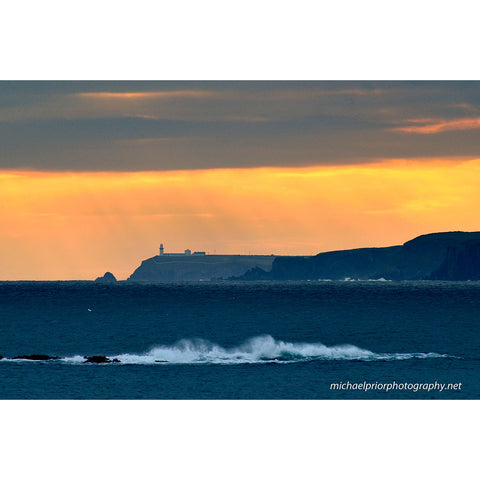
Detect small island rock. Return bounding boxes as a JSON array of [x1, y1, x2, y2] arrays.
[[94, 272, 117, 283], [13, 354, 59, 361], [84, 355, 112, 363]]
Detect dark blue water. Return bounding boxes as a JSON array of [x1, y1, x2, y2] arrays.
[[0, 281, 478, 399]]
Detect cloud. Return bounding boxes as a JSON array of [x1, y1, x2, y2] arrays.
[[75, 90, 219, 100], [390, 116, 480, 134], [2, 81, 480, 171], [75, 86, 388, 102]]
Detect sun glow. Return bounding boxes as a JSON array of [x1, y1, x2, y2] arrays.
[[1, 159, 480, 280]]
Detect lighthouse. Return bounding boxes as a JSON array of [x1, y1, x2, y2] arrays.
[[159, 243, 164, 255]]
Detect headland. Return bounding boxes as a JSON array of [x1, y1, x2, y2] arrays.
[[128, 244, 285, 281], [117, 231, 480, 282]]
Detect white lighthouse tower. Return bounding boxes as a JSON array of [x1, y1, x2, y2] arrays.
[[159, 243, 164, 255]]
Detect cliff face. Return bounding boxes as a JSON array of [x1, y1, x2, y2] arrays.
[[430, 240, 480, 280], [240, 231, 480, 281], [270, 247, 401, 280]]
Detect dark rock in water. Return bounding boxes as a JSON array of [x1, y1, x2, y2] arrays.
[[94, 272, 117, 283], [0, 355, 3, 360], [13, 354, 59, 361], [84, 355, 112, 363], [112, 358, 120, 363], [155, 360, 168, 363]]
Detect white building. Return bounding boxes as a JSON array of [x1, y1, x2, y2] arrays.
[[159, 244, 199, 256]]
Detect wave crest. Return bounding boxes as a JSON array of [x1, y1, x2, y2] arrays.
[[1, 335, 450, 365], [104, 335, 448, 365]]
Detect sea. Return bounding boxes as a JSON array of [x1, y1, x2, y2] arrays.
[[0, 280, 478, 399]]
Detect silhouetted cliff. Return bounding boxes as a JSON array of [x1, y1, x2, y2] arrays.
[[128, 255, 278, 281], [237, 231, 480, 281], [430, 240, 480, 280]]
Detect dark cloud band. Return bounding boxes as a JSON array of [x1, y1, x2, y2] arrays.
[[1, 81, 480, 171]]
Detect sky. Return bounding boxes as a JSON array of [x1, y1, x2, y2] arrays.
[[2, 81, 480, 280]]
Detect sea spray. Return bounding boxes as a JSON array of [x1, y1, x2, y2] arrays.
[[58, 335, 448, 365], [1, 335, 451, 365]]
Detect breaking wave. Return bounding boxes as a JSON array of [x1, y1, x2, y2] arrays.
[[107, 335, 450, 364], [1, 335, 451, 365]]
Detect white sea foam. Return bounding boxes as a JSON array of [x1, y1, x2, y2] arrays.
[[63, 355, 86, 364], [2, 335, 450, 365], [85, 335, 448, 365]]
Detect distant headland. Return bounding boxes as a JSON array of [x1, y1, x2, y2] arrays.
[[128, 244, 280, 281], [104, 232, 480, 282], [236, 231, 480, 281]]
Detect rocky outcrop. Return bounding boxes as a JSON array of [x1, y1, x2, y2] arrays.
[[13, 354, 59, 360], [232, 266, 272, 280], [84, 355, 119, 363], [95, 272, 117, 283]]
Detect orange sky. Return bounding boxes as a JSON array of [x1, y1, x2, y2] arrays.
[[1, 158, 480, 280]]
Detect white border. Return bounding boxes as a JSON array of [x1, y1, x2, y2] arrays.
[[0, 401, 476, 479], [2, 1, 480, 80], [1, 2, 478, 478]]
